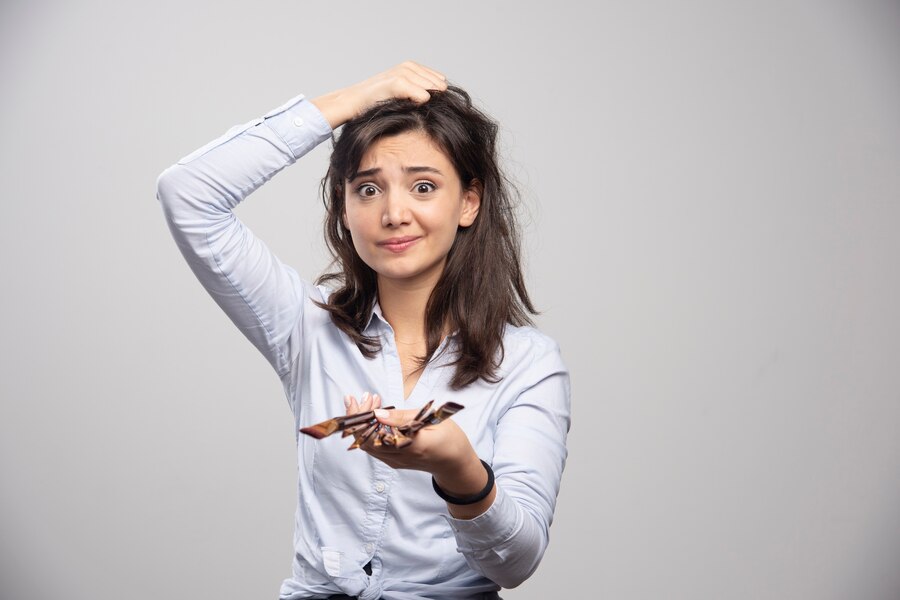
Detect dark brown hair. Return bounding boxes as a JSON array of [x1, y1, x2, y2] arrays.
[[315, 85, 535, 389]]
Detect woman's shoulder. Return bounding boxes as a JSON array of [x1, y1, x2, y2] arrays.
[[503, 323, 558, 346], [500, 324, 567, 372], [492, 324, 570, 410], [293, 281, 334, 329]]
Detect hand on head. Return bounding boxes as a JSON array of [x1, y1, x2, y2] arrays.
[[312, 61, 449, 129]]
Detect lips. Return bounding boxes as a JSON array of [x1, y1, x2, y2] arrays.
[[377, 236, 422, 253]]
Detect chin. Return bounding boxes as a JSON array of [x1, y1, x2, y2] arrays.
[[374, 261, 445, 285], [377, 268, 427, 283]]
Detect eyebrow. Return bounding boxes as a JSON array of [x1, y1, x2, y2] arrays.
[[349, 166, 444, 181]]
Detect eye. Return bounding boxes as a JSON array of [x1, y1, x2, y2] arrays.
[[413, 181, 436, 194], [356, 183, 381, 197]]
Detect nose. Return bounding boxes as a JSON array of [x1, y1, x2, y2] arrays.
[[381, 188, 411, 228]]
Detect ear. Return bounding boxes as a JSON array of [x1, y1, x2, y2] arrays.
[[458, 179, 482, 228], [340, 196, 350, 230]]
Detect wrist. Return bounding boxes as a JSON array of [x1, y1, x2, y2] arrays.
[[310, 88, 362, 129], [432, 452, 488, 498]]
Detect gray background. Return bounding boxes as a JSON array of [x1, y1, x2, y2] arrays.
[[1, 1, 899, 599]]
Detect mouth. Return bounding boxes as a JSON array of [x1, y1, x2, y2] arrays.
[[377, 236, 422, 253]]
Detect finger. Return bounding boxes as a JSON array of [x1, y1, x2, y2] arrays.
[[394, 78, 432, 103], [421, 65, 448, 84], [360, 391, 374, 412], [347, 395, 359, 414], [422, 70, 449, 91], [374, 408, 411, 427], [400, 69, 444, 93], [403, 66, 447, 92], [401, 61, 447, 86], [372, 394, 382, 409]]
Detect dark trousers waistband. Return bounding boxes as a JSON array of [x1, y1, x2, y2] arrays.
[[327, 593, 502, 600]]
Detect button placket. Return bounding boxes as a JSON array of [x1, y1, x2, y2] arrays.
[[357, 461, 395, 563], [380, 329, 404, 408]]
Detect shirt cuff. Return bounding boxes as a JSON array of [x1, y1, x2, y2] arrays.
[[263, 93, 333, 160], [441, 483, 522, 551]]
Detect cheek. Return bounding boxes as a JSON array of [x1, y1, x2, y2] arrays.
[[422, 205, 463, 243], [343, 208, 378, 260], [343, 205, 372, 236]]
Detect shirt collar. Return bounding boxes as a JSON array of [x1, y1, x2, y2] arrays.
[[362, 299, 461, 341], [363, 300, 387, 334]]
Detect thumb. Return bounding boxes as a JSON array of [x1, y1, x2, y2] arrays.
[[373, 408, 413, 427]]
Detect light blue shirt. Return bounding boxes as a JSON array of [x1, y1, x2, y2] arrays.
[[156, 92, 571, 600]]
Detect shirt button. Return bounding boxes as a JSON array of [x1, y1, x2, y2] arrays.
[[374, 481, 386, 493], [292, 117, 304, 127], [364, 543, 374, 554]]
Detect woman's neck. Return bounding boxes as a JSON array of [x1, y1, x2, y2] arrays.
[[377, 274, 438, 343]]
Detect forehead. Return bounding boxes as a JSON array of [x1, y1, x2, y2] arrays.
[[357, 130, 453, 172]]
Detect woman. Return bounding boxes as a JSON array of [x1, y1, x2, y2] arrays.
[[156, 62, 570, 600]]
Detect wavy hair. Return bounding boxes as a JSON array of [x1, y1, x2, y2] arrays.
[[315, 86, 535, 389]]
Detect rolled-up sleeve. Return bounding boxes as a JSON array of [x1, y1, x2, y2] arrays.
[[155, 94, 332, 378]]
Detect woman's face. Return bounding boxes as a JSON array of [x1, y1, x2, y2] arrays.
[[343, 130, 480, 290]]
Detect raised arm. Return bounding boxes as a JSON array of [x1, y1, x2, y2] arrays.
[[155, 63, 448, 379], [155, 93, 332, 378]]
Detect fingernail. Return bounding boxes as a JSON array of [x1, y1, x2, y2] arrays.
[[343, 395, 351, 408], [374, 409, 389, 419]]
